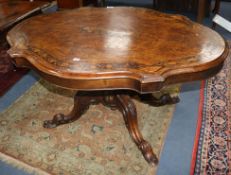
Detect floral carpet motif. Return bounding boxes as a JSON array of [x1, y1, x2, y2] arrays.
[[0, 80, 179, 175], [192, 42, 231, 175]]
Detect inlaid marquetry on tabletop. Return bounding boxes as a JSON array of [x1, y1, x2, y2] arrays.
[[7, 7, 229, 165]]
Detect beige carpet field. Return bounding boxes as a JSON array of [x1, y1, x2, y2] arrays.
[[0, 80, 179, 175]]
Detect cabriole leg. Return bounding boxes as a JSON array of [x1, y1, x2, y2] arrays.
[[43, 92, 96, 128], [114, 94, 159, 165]]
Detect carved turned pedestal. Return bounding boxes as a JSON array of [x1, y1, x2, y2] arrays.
[[43, 91, 179, 164], [7, 7, 229, 165]]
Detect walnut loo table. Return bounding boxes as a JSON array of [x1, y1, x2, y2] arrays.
[[7, 7, 229, 165]]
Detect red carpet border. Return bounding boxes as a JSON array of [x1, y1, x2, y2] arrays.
[[191, 42, 231, 174]]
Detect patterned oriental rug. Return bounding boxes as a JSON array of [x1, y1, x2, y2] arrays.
[[191, 42, 231, 175], [0, 40, 28, 96], [0, 79, 179, 175]]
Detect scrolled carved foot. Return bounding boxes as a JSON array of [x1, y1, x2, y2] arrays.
[[160, 94, 180, 104], [115, 94, 159, 165], [43, 92, 93, 129], [141, 93, 180, 107], [139, 140, 158, 165], [43, 113, 69, 128]]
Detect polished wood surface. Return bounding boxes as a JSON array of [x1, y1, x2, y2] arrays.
[[197, 0, 206, 23], [0, 0, 50, 31], [56, 0, 98, 9], [0, 1, 52, 84], [153, 0, 210, 23], [7, 7, 228, 93], [212, 0, 221, 29], [6, 7, 229, 166], [0, 0, 52, 93]]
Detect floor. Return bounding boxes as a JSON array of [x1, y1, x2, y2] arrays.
[[0, 1, 230, 174]]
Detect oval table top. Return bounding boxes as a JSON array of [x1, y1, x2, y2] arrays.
[[7, 7, 229, 93]]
